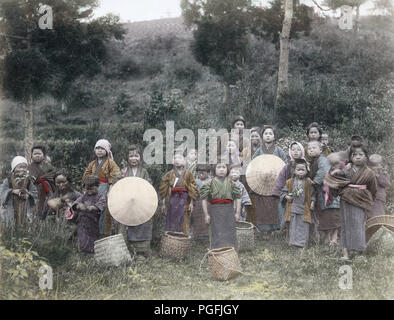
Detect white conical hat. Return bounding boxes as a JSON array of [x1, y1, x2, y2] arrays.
[[246, 154, 286, 196], [108, 177, 158, 226]]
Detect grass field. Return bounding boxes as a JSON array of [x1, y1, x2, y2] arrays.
[[2, 224, 392, 300]]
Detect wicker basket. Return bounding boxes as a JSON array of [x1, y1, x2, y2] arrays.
[[366, 215, 394, 243], [366, 226, 394, 257], [235, 221, 255, 252], [160, 231, 192, 260], [207, 247, 241, 281], [94, 234, 132, 267]]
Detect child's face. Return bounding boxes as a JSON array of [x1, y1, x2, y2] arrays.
[[262, 129, 274, 143], [197, 170, 209, 181], [308, 127, 320, 141], [14, 163, 28, 176], [250, 131, 261, 146], [95, 146, 107, 159], [307, 141, 321, 158], [351, 148, 367, 166], [294, 164, 307, 179], [86, 185, 98, 196], [128, 151, 141, 167], [227, 141, 237, 154], [230, 168, 241, 181], [31, 149, 44, 163], [215, 164, 228, 177], [321, 134, 329, 146], [55, 174, 69, 193], [290, 144, 302, 160], [234, 121, 245, 130], [174, 154, 185, 167], [187, 149, 197, 162]]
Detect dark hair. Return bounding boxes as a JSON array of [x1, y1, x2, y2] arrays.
[[349, 141, 369, 162], [232, 115, 246, 127], [83, 175, 100, 188], [128, 144, 142, 161], [306, 122, 322, 141], [292, 158, 309, 175], [261, 125, 276, 138], [54, 169, 72, 184], [196, 164, 211, 172], [213, 162, 230, 177], [31, 145, 46, 156], [350, 134, 363, 143]]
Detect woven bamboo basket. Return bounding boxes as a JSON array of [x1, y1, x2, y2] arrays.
[[366, 226, 394, 257], [366, 215, 394, 243], [235, 221, 255, 252], [94, 234, 132, 267], [207, 247, 241, 281], [160, 231, 192, 260]]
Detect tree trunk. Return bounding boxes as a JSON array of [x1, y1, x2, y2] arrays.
[[354, 5, 360, 34], [223, 83, 230, 104], [275, 0, 293, 104], [24, 94, 34, 161]]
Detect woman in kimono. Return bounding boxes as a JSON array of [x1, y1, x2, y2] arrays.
[[0, 156, 38, 230], [159, 152, 198, 234], [281, 159, 316, 248], [121, 145, 153, 257], [200, 162, 241, 249], [251, 125, 288, 238], [82, 139, 121, 237], [231, 115, 249, 154], [28, 145, 56, 220], [45, 170, 82, 240], [304, 122, 323, 163], [272, 141, 305, 229], [71, 176, 106, 253], [326, 142, 377, 260]]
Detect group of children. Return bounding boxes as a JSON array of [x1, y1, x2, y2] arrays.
[[0, 118, 391, 261]]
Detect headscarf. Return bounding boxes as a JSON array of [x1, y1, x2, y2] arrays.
[[288, 141, 305, 161], [11, 156, 28, 172], [94, 139, 113, 159]]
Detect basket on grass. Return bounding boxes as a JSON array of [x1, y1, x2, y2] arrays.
[[235, 221, 255, 252], [160, 231, 192, 260], [94, 234, 132, 267], [366, 215, 394, 243], [365, 226, 394, 257], [207, 247, 241, 281]]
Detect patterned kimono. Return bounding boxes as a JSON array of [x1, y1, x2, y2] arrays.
[[0, 174, 38, 229], [159, 169, 198, 234], [71, 193, 106, 253], [326, 165, 377, 251], [192, 177, 211, 240], [281, 177, 316, 247], [200, 177, 241, 249], [121, 166, 153, 253], [367, 171, 391, 219], [247, 144, 288, 232], [28, 161, 56, 220], [82, 157, 121, 236], [272, 163, 293, 229]]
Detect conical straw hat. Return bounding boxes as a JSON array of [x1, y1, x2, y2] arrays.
[[246, 154, 286, 196], [108, 177, 158, 226]]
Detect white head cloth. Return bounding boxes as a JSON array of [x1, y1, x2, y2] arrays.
[[11, 156, 28, 172], [94, 139, 113, 159]]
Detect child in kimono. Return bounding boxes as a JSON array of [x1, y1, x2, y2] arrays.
[[28, 145, 56, 220], [252, 125, 288, 238], [367, 154, 391, 219], [282, 159, 316, 248], [121, 145, 153, 257], [159, 152, 198, 234], [220, 139, 243, 167], [326, 142, 377, 260], [230, 165, 251, 221], [231, 115, 249, 154], [82, 139, 121, 237], [272, 142, 305, 230], [200, 163, 241, 249], [191, 164, 211, 240], [71, 176, 106, 254], [305, 122, 323, 163], [0, 156, 38, 230], [321, 133, 334, 157]]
